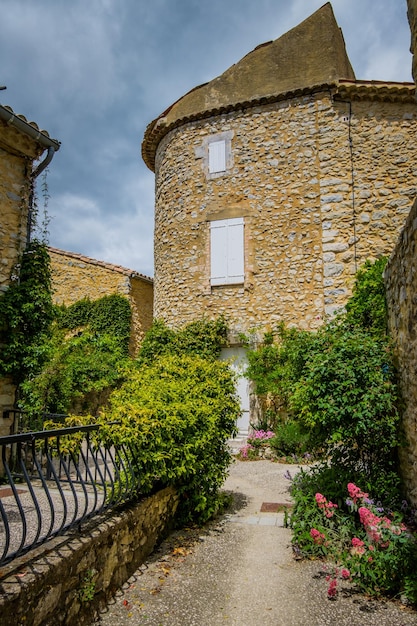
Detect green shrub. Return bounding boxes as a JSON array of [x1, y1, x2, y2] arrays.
[[57, 294, 131, 352], [99, 353, 239, 523], [269, 420, 311, 458], [290, 324, 400, 489], [243, 259, 400, 497], [20, 329, 130, 424], [19, 293, 133, 424], [344, 257, 388, 335], [244, 324, 321, 424], [57, 298, 92, 329], [137, 317, 228, 365]]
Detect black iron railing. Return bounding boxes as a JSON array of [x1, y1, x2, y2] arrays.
[[0, 424, 142, 566]]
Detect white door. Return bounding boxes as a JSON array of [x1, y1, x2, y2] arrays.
[[220, 347, 250, 435]]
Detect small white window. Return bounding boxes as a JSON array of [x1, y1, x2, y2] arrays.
[[210, 218, 244, 286], [208, 140, 226, 174]]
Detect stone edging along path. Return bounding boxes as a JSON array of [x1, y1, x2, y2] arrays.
[[94, 460, 417, 626]]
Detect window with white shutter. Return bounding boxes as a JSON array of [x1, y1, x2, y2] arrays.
[[195, 131, 233, 179], [208, 140, 226, 174], [210, 218, 244, 286]]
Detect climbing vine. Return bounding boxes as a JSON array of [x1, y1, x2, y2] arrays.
[[20, 294, 132, 421], [137, 316, 228, 365], [57, 294, 132, 352], [0, 240, 54, 388]]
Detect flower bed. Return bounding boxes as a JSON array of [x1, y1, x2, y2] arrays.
[[291, 479, 417, 604]]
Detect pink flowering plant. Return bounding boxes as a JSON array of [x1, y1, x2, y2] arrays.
[[248, 429, 275, 446], [239, 443, 257, 459], [291, 478, 417, 603], [337, 483, 416, 600], [239, 429, 274, 459]]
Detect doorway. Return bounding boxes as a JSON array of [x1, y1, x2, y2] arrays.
[[220, 346, 250, 435]]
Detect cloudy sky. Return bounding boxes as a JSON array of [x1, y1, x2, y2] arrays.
[[0, 0, 412, 277]]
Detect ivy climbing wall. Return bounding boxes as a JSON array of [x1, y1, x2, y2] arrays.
[[49, 247, 153, 355]]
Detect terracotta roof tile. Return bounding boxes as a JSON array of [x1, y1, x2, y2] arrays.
[[48, 246, 153, 283], [1, 105, 51, 137]]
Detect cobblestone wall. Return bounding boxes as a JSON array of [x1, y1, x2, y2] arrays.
[[153, 89, 417, 337], [49, 248, 153, 354], [0, 149, 29, 293], [0, 123, 47, 427], [0, 487, 179, 626], [385, 198, 417, 505]]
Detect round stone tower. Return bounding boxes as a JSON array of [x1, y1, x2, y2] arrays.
[[142, 2, 416, 339]]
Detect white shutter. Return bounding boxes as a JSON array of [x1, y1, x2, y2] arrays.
[[208, 140, 226, 174], [210, 221, 228, 285], [227, 218, 244, 283], [210, 218, 244, 285]]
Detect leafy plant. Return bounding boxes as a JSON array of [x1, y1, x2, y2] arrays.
[[243, 259, 401, 499], [344, 257, 388, 335], [79, 568, 97, 603], [98, 353, 239, 524], [0, 240, 54, 388], [57, 298, 92, 329], [57, 294, 131, 353], [268, 420, 311, 458], [290, 477, 417, 603], [290, 323, 400, 489], [20, 329, 130, 421], [137, 317, 228, 365], [19, 293, 133, 423], [244, 323, 320, 425]]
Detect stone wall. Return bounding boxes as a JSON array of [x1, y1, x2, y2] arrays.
[[0, 149, 29, 293], [49, 248, 154, 355], [0, 487, 179, 626], [0, 122, 47, 428], [153, 88, 417, 338], [0, 378, 16, 436], [385, 189, 417, 505]]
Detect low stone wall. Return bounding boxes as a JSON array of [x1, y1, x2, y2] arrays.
[[0, 486, 179, 626], [384, 197, 417, 506]]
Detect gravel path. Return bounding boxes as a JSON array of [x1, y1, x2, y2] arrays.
[[94, 460, 417, 626]]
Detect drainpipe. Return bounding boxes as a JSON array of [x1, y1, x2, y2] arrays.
[[0, 103, 60, 245], [27, 146, 56, 245]]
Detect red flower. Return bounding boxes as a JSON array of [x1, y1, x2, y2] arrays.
[[310, 528, 326, 545], [327, 578, 338, 598]]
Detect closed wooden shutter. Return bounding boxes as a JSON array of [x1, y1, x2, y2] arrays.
[[208, 140, 226, 174], [227, 218, 244, 282], [210, 218, 244, 285]]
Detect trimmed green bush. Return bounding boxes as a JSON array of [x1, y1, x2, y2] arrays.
[[99, 353, 240, 523]]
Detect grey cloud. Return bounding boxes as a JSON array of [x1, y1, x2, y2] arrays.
[[1, 0, 413, 278]]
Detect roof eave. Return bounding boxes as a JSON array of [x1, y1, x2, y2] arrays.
[[0, 104, 60, 152], [142, 79, 417, 172], [142, 82, 338, 172]]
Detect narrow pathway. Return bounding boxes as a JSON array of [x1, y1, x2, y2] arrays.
[[95, 460, 417, 626]]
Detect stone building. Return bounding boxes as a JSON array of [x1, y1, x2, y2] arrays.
[[383, 0, 417, 506], [0, 102, 60, 435], [49, 247, 154, 356], [142, 3, 417, 432]]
